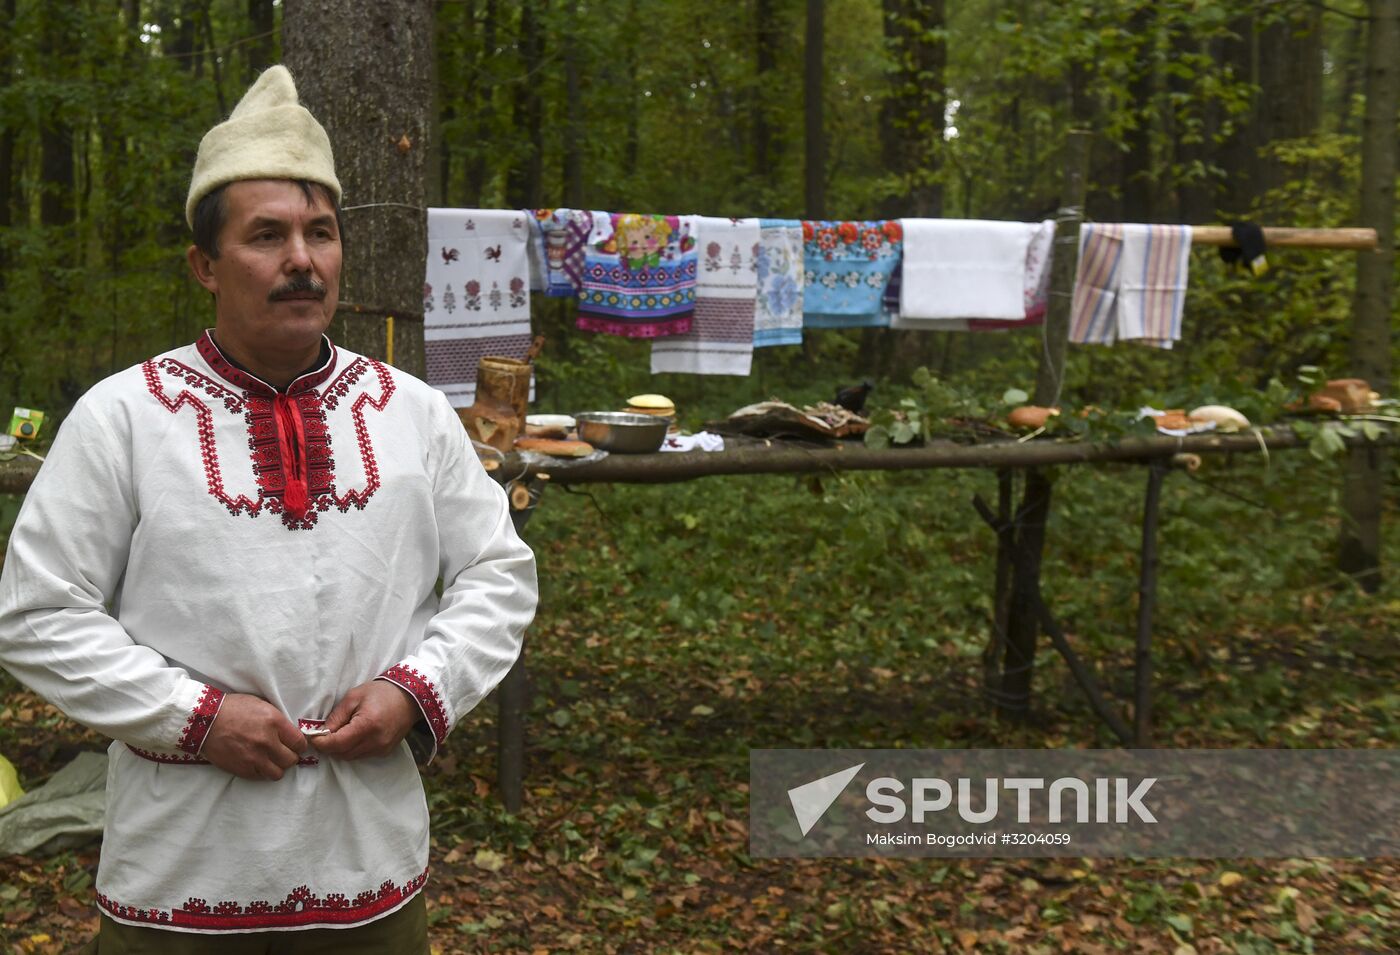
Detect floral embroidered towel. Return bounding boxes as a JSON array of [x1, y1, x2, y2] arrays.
[[577, 212, 698, 338], [891, 218, 1056, 331], [801, 220, 903, 328], [753, 219, 804, 347], [1070, 223, 1190, 349], [423, 209, 534, 408], [650, 217, 760, 376], [527, 208, 593, 297]]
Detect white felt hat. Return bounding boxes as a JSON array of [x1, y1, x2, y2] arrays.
[[185, 65, 341, 227]]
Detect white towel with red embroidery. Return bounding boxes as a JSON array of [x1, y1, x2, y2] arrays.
[[424, 209, 534, 407], [0, 335, 537, 933], [649, 217, 760, 376]]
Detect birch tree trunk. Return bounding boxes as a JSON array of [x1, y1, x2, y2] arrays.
[[283, 0, 432, 377], [1338, 0, 1398, 591]]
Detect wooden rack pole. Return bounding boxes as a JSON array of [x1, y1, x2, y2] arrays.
[[1189, 226, 1379, 251]]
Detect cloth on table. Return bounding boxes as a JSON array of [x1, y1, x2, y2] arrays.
[[577, 212, 698, 338], [659, 431, 725, 453], [753, 219, 805, 347], [801, 220, 902, 328], [892, 218, 1048, 326], [526, 208, 594, 296], [650, 217, 760, 376], [1070, 223, 1191, 349], [424, 208, 535, 408]]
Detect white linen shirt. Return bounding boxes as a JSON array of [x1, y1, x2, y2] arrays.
[[0, 332, 537, 933]]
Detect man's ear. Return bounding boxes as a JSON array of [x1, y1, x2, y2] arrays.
[[186, 244, 219, 296]]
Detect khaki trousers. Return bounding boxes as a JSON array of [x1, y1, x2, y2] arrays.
[[83, 893, 428, 955]]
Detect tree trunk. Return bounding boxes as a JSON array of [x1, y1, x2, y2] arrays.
[[506, 0, 544, 208], [246, 0, 277, 81], [0, 0, 17, 281], [1338, 0, 1398, 591], [863, 0, 947, 379], [803, 0, 825, 218], [1120, 4, 1155, 222], [562, 1, 585, 208], [753, 0, 777, 188], [38, 6, 76, 231], [463, 0, 495, 207], [283, 0, 432, 377], [1217, 9, 1323, 214]]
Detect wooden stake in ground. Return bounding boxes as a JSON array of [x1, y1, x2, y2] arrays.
[[1338, 0, 1398, 593]]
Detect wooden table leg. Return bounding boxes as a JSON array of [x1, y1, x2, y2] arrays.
[[497, 479, 542, 813], [1134, 461, 1168, 747]]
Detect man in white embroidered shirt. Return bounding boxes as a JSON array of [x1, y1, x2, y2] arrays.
[[0, 66, 537, 953]]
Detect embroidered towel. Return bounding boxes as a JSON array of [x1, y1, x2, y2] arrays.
[[1070, 223, 1191, 349], [527, 208, 593, 297], [802, 220, 902, 328], [423, 209, 534, 408], [753, 219, 805, 347], [650, 217, 760, 376], [577, 212, 698, 338], [896, 218, 1036, 321], [891, 218, 1056, 331]]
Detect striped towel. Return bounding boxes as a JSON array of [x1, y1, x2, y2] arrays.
[[650, 217, 760, 375], [423, 209, 534, 408], [754, 219, 804, 347], [1070, 223, 1191, 349], [577, 212, 698, 338], [527, 208, 593, 296]]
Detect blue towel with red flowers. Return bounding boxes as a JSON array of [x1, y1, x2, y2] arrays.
[[801, 220, 903, 328]]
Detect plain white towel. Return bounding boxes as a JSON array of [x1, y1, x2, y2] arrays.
[[897, 219, 1039, 321]]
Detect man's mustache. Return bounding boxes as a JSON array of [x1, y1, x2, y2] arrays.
[[268, 274, 327, 302]]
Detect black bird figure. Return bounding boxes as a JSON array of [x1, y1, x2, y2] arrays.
[[834, 380, 873, 413]]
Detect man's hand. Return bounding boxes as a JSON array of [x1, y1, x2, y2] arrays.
[[200, 693, 305, 781], [311, 680, 420, 761]]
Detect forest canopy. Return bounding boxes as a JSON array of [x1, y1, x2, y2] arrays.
[[0, 0, 1393, 416]]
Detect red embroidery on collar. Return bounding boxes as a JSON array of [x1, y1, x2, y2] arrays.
[[98, 868, 428, 931], [143, 351, 396, 530], [177, 684, 224, 755], [377, 665, 449, 747], [196, 330, 338, 396]]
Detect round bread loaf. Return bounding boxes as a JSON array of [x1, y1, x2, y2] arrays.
[[515, 437, 595, 457]]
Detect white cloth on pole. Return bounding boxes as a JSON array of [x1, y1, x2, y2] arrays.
[[895, 218, 1041, 322]]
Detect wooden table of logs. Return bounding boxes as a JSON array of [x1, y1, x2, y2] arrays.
[[0, 422, 1391, 813], [489, 423, 1396, 812]]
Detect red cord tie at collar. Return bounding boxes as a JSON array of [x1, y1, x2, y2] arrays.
[[274, 393, 310, 519]]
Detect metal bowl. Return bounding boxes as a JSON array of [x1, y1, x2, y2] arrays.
[[574, 411, 671, 453]]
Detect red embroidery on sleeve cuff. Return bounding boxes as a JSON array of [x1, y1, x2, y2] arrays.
[[377, 665, 448, 747], [178, 685, 224, 756]]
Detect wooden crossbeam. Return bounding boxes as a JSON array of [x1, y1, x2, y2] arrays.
[[1190, 226, 1379, 251]]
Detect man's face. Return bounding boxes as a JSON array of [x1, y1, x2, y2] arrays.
[[188, 179, 341, 362]]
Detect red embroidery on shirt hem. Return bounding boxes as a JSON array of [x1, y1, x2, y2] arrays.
[[127, 745, 320, 768], [97, 868, 428, 931], [377, 665, 449, 747], [177, 685, 223, 755]]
